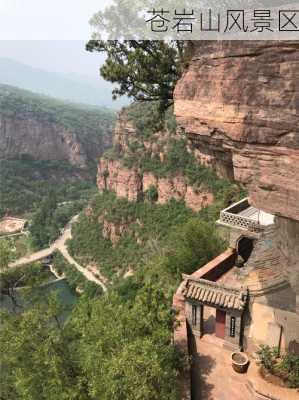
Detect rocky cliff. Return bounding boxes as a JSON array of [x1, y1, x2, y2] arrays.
[[174, 40, 299, 315], [174, 41, 299, 222], [97, 109, 215, 212], [0, 84, 114, 169], [1, 116, 87, 168]]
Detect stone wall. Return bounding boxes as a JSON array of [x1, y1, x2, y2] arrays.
[[191, 248, 236, 282]]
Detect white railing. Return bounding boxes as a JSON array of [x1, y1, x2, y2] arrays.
[[219, 210, 262, 232]]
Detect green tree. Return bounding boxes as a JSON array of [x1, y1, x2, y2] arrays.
[[30, 191, 58, 248], [0, 285, 183, 400], [71, 284, 182, 400], [0, 296, 89, 400], [0, 240, 11, 271], [86, 40, 186, 112], [146, 185, 158, 203]]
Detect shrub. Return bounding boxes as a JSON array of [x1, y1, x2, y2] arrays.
[[145, 185, 158, 203], [257, 345, 279, 373], [276, 352, 299, 388], [257, 345, 299, 388]]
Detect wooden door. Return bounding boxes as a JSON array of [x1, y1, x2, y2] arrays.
[[215, 309, 226, 339]]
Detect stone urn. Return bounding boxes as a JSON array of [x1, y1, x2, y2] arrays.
[[231, 352, 249, 373]]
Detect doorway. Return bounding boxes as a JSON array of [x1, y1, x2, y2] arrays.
[[215, 309, 226, 339], [237, 237, 254, 263]]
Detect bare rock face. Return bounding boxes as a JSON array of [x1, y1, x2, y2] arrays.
[[101, 218, 129, 245], [97, 108, 215, 212], [0, 90, 113, 168], [174, 41, 299, 222], [0, 115, 88, 167], [113, 110, 137, 154], [98, 159, 142, 202], [97, 159, 214, 212]]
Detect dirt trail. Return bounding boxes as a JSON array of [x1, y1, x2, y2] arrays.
[[9, 216, 107, 292]]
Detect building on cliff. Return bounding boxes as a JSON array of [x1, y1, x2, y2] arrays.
[[173, 40, 299, 359], [175, 196, 299, 354]]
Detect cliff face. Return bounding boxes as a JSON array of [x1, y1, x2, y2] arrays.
[[97, 110, 214, 212], [0, 115, 87, 167], [175, 41, 299, 222], [0, 84, 114, 169], [98, 158, 213, 212], [175, 40, 299, 316]]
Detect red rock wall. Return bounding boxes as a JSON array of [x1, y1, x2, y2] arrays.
[[97, 158, 214, 212], [174, 41, 299, 222]]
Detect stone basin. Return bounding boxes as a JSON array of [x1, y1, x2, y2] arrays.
[[231, 352, 249, 374]]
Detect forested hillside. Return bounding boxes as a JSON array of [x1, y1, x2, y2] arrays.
[[0, 39, 249, 400], [1, 99, 246, 399], [0, 85, 115, 215]]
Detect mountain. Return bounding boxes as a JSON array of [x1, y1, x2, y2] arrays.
[[0, 58, 130, 109], [0, 84, 115, 215], [0, 83, 115, 166]]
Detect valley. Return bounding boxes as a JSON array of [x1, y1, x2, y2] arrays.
[[0, 38, 298, 400]]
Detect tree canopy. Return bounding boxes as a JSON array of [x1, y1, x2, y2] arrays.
[[0, 284, 183, 400], [86, 40, 186, 112]]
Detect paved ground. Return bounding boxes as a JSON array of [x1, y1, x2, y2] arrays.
[[9, 216, 107, 293], [190, 335, 252, 400], [0, 217, 27, 235]]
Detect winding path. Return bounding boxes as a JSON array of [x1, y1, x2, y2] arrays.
[[9, 216, 107, 293]]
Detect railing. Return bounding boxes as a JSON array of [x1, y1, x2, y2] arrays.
[[219, 210, 262, 232], [218, 198, 263, 232]]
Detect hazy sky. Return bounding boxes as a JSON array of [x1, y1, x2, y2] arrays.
[[0, 1, 114, 77], [0, 41, 106, 78], [0, 0, 113, 40]]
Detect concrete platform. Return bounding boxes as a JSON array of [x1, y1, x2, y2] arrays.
[[190, 334, 298, 400], [190, 335, 252, 400]]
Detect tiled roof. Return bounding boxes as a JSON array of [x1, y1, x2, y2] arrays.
[[182, 275, 248, 312]]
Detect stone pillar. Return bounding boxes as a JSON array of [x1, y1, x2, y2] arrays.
[[198, 304, 204, 337]]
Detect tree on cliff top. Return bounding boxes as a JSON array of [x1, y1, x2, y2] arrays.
[[86, 40, 187, 112]]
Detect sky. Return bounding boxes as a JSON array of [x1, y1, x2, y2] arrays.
[[0, 41, 106, 78], [0, 0, 113, 40], [0, 1, 114, 77]]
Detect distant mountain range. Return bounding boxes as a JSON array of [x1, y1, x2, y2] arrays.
[[0, 58, 130, 110]]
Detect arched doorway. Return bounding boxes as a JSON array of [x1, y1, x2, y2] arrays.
[[237, 237, 254, 265]]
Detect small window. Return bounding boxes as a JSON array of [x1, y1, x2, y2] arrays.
[[192, 305, 197, 326], [230, 316, 236, 337]]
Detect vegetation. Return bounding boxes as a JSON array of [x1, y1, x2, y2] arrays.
[[257, 345, 299, 388], [68, 185, 237, 284], [0, 156, 97, 217], [0, 240, 11, 271], [0, 84, 115, 216], [0, 83, 115, 137], [145, 184, 159, 203], [86, 41, 187, 112], [70, 192, 201, 279], [123, 134, 243, 200], [0, 262, 57, 313], [29, 191, 85, 249], [2, 235, 33, 260], [52, 251, 103, 298], [0, 177, 243, 400], [0, 188, 238, 400], [0, 41, 249, 399], [125, 101, 177, 138], [0, 282, 183, 400]]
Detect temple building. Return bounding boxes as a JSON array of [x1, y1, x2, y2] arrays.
[[175, 198, 299, 353]]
